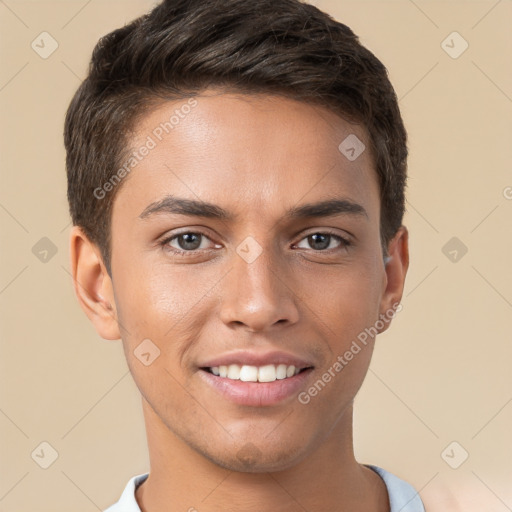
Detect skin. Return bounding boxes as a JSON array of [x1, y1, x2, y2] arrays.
[[70, 90, 409, 512]]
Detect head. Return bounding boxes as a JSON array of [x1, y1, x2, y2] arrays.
[[65, 0, 409, 472]]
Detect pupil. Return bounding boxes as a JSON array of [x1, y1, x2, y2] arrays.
[[309, 233, 329, 250]]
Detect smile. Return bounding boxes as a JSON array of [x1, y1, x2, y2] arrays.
[[205, 363, 303, 382], [199, 366, 314, 407]]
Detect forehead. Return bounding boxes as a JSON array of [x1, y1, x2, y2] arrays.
[[114, 91, 380, 223]]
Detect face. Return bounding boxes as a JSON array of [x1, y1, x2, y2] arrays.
[[78, 90, 407, 473]]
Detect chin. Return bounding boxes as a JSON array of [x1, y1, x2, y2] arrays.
[[203, 440, 309, 474]]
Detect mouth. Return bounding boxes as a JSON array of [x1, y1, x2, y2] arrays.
[[198, 363, 315, 407], [197, 350, 315, 406]]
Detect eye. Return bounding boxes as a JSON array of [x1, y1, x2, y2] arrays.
[[295, 232, 351, 251], [162, 231, 218, 254]]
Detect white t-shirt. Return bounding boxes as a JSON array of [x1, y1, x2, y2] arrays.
[[104, 464, 425, 511]]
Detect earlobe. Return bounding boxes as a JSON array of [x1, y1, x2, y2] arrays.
[[378, 226, 409, 333], [69, 226, 121, 341]]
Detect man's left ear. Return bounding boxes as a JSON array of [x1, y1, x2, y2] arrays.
[[378, 225, 409, 333]]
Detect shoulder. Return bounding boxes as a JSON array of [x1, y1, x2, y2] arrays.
[[103, 473, 149, 512], [365, 465, 426, 512]]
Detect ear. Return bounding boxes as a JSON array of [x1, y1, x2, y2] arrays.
[[377, 225, 409, 334], [69, 226, 121, 340]]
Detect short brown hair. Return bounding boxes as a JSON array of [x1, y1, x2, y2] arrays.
[[64, 0, 408, 276]]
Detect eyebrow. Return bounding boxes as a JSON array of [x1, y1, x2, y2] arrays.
[[138, 195, 368, 221]]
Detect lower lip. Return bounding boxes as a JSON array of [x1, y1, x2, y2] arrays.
[[198, 368, 314, 407]]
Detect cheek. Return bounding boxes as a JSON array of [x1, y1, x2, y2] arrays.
[[304, 264, 383, 339], [113, 260, 197, 329], [313, 266, 383, 405], [113, 261, 217, 369]]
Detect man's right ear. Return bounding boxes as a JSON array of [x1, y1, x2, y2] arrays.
[[69, 226, 121, 341]]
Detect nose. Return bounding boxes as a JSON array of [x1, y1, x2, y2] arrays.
[[219, 243, 300, 333]]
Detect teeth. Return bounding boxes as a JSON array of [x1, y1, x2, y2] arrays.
[[257, 364, 276, 382], [276, 364, 288, 380], [239, 365, 258, 382], [208, 364, 302, 383], [227, 364, 241, 379]]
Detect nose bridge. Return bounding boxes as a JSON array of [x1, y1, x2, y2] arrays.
[[219, 237, 299, 331], [237, 243, 278, 301]]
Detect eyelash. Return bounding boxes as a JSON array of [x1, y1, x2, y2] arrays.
[[160, 230, 352, 256]]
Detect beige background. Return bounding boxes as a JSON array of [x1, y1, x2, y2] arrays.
[[0, 0, 511, 510]]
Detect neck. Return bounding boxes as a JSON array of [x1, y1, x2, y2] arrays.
[[135, 398, 389, 512]]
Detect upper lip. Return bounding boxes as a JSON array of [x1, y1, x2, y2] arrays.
[[199, 350, 314, 370]]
